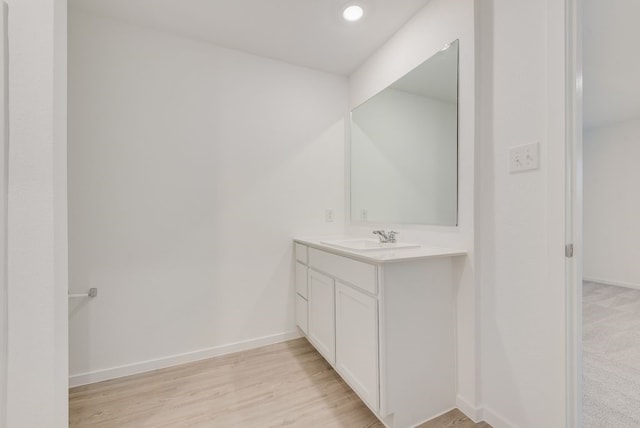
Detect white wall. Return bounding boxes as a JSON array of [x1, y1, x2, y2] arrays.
[[348, 0, 478, 418], [68, 10, 347, 385], [584, 118, 640, 288], [476, 0, 568, 427], [6, 0, 68, 426]]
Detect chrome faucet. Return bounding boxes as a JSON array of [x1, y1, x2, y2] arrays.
[[372, 230, 399, 243], [372, 230, 388, 242]]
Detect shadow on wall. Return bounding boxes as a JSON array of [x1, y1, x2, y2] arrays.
[[67, 7, 348, 384]]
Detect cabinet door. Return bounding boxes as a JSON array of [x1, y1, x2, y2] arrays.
[[335, 281, 379, 411], [295, 294, 308, 334], [307, 269, 335, 365], [295, 261, 308, 298]]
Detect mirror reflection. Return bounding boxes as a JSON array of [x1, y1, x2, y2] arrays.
[[350, 39, 459, 226]]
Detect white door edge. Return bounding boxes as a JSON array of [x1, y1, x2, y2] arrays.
[[0, 4, 9, 428], [565, 0, 584, 426]]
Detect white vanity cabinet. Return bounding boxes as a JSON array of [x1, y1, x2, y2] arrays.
[[335, 281, 379, 410], [294, 244, 309, 334], [293, 239, 465, 428], [307, 269, 336, 365]]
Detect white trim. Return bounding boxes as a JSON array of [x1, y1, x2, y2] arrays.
[[69, 330, 301, 388], [455, 395, 481, 422], [480, 406, 517, 428], [583, 276, 640, 291], [344, 112, 351, 227], [0, 5, 8, 428], [565, 0, 583, 427]]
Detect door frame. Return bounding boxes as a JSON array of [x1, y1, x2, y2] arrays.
[[565, 0, 583, 426], [0, 4, 8, 428]]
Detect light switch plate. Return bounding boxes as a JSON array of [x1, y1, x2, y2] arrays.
[[509, 142, 539, 173]]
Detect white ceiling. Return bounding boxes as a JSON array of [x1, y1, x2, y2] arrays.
[[584, 0, 640, 129], [69, 0, 433, 76]]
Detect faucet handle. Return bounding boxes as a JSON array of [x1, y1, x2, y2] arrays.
[[387, 231, 399, 243]]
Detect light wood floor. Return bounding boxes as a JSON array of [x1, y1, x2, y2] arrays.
[[70, 338, 490, 428]]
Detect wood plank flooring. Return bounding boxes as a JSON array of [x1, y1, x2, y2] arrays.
[[69, 338, 489, 427], [419, 410, 491, 428]]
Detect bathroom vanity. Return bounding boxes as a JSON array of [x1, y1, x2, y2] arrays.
[[293, 238, 466, 428]]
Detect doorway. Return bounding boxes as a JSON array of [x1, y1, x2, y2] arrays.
[[569, 0, 640, 426], [582, 0, 640, 422]]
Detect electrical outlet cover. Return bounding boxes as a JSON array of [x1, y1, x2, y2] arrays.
[[325, 208, 334, 223]]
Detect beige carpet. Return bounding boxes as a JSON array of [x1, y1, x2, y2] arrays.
[[583, 281, 640, 427]]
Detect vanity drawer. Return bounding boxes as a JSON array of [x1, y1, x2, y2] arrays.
[[308, 248, 377, 294], [295, 243, 308, 264], [295, 262, 308, 298]]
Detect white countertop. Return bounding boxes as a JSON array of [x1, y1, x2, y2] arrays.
[[294, 236, 467, 264]]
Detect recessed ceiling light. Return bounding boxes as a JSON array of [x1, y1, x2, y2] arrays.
[[343, 5, 364, 22]]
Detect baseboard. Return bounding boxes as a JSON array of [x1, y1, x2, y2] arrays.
[[456, 395, 481, 422], [583, 276, 640, 291], [69, 330, 302, 388], [480, 406, 517, 428]]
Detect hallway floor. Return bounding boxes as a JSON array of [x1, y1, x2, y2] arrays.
[[583, 281, 640, 427], [69, 337, 488, 427]]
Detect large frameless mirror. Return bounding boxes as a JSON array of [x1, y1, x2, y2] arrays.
[[350, 39, 459, 226]]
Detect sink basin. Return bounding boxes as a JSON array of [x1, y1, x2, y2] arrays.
[[321, 239, 420, 252]]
